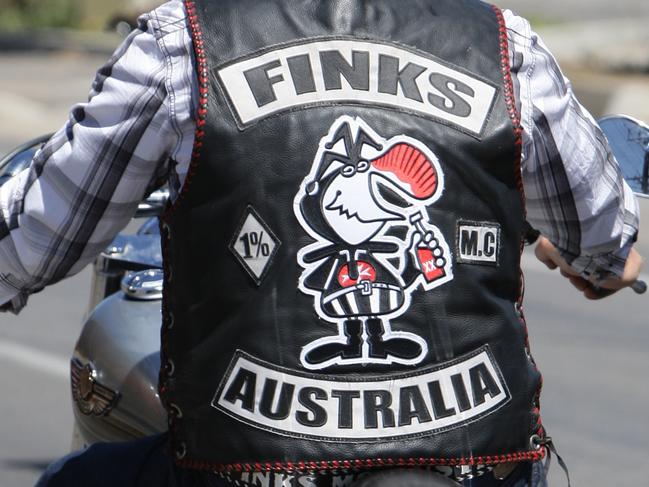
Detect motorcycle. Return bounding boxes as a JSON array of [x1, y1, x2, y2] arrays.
[[0, 116, 647, 486]]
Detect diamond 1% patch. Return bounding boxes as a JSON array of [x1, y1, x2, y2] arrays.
[[229, 206, 281, 285]]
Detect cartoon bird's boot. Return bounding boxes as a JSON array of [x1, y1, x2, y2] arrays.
[[303, 319, 363, 366], [367, 319, 423, 361]]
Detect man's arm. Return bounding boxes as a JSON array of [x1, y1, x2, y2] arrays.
[[504, 10, 643, 297], [0, 3, 195, 313]]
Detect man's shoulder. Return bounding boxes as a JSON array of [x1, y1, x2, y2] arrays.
[[144, 0, 188, 37]]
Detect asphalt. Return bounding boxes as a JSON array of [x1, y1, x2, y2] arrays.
[[497, 0, 649, 22], [0, 29, 121, 56]]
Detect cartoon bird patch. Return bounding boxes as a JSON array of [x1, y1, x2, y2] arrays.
[[294, 116, 453, 370]]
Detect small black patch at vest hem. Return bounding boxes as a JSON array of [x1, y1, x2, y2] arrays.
[[229, 205, 282, 286]]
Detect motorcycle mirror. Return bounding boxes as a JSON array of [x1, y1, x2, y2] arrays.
[[599, 115, 648, 295], [0, 134, 53, 188], [599, 115, 649, 198]]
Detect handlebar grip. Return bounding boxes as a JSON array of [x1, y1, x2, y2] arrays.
[[631, 279, 647, 294]]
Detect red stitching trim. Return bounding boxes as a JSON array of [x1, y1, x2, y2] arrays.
[[158, 0, 211, 461], [492, 3, 527, 312], [162, 0, 209, 221], [492, 4, 544, 440], [176, 449, 546, 473], [491, 5, 524, 213]]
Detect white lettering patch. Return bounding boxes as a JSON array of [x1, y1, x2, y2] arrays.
[[212, 347, 510, 442], [456, 221, 501, 266], [216, 39, 497, 136]]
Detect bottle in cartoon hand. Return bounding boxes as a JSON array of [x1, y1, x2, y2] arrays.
[[410, 212, 447, 283]]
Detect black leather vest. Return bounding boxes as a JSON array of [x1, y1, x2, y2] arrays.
[[160, 0, 545, 473]]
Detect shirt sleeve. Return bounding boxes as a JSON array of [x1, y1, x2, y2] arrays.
[[0, 2, 195, 314], [504, 9, 640, 280]]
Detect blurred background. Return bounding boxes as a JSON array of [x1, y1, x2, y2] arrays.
[[0, 0, 157, 30], [0, 1, 648, 486]]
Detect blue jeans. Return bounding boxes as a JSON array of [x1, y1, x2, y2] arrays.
[[36, 434, 547, 487]]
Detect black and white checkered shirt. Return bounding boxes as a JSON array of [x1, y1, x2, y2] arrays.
[[0, 1, 639, 312]]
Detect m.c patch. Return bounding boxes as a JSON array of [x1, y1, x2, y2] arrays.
[[456, 221, 501, 266]]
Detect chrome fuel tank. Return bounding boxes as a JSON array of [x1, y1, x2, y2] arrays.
[[70, 289, 166, 449]]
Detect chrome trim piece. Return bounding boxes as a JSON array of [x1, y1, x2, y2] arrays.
[[121, 269, 164, 300]]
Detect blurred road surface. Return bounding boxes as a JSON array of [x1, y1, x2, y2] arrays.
[[498, 0, 649, 20], [0, 51, 105, 487], [1, 6, 649, 486]]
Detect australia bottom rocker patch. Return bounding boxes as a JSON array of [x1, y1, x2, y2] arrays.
[[212, 347, 510, 442]]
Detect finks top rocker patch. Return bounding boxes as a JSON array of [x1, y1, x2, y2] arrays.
[[293, 116, 453, 370], [216, 39, 497, 136]]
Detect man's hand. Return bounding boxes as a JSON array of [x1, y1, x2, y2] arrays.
[[534, 236, 644, 299]]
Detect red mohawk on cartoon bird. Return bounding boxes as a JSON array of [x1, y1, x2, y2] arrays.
[[371, 143, 439, 200]]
